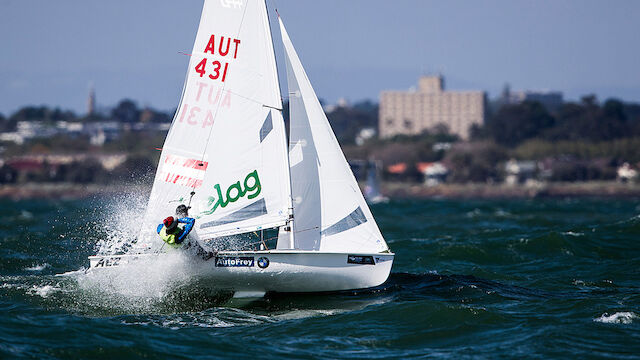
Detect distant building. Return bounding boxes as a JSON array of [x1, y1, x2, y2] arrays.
[[355, 127, 376, 146], [0, 133, 24, 145], [617, 162, 638, 183], [504, 159, 537, 185], [323, 97, 349, 113], [501, 84, 563, 112], [379, 76, 485, 140], [2, 154, 127, 172], [417, 162, 448, 186], [87, 84, 96, 116], [387, 162, 407, 175]]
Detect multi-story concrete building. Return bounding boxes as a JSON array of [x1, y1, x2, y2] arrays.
[[501, 85, 563, 112], [379, 76, 485, 140]]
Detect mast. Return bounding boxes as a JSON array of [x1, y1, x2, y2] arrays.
[[266, 6, 295, 250]]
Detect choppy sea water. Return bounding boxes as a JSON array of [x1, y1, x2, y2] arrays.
[[0, 196, 639, 359]]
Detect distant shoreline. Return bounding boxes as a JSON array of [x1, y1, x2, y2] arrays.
[[383, 181, 640, 199], [0, 183, 149, 201], [2, 181, 640, 201]]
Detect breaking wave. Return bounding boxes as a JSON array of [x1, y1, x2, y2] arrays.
[[24, 263, 50, 272], [594, 312, 638, 324]]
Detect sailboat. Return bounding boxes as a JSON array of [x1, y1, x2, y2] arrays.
[[88, 0, 394, 294], [364, 160, 389, 204]]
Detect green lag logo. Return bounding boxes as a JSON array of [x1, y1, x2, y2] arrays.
[[202, 170, 261, 215]]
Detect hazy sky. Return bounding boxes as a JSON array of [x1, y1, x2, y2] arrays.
[[1, 0, 639, 115]]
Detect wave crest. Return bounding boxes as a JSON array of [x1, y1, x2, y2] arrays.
[[594, 312, 637, 324]]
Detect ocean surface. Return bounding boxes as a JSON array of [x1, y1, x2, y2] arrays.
[[0, 195, 638, 359]]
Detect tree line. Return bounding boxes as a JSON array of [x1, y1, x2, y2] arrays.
[[3, 95, 640, 184], [0, 99, 173, 132], [474, 96, 640, 147]]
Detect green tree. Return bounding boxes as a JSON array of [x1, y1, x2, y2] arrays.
[[0, 113, 17, 132], [486, 101, 555, 147], [443, 142, 508, 183], [326, 101, 378, 144], [546, 97, 629, 142], [111, 99, 140, 123]]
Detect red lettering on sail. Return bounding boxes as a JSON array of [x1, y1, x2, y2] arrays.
[[197, 34, 241, 82], [187, 106, 200, 125], [218, 36, 230, 56], [221, 62, 229, 82], [204, 35, 216, 54], [160, 154, 208, 188], [195, 58, 207, 77], [233, 39, 241, 58], [202, 110, 215, 128], [177, 104, 226, 128], [195, 82, 207, 101], [209, 61, 222, 80], [178, 103, 188, 123]]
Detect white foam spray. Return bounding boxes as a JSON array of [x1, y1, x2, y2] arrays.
[[594, 312, 637, 324], [25, 263, 51, 272], [67, 188, 218, 312], [92, 191, 151, 256]]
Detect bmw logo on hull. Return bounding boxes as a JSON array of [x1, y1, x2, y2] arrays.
[[257, 257, 270, 269]]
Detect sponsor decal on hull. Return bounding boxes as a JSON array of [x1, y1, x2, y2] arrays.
[[93, 257, 122, 268], [347, 255, 375, 265], [215, 256, 255, 267], [257, 257, 270, 269]]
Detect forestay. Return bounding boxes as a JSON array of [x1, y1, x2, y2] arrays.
[[139, 0, 291, 244], [278, 18, 389, 253]]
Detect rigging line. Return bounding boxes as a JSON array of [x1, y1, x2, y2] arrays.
[[225, 87, 279, 108], [191, 0, 250, 196], [178, 85, 282, 110]]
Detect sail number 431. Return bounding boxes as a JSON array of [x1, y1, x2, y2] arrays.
[[194, 34, 241, 83], [195, 58, 229, 82]]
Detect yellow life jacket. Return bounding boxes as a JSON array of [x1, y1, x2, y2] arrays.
[[159, 224, 185, 248]]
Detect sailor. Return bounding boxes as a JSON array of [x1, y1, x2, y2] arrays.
[[175, 204, 189, 218], [156, 206, 195, 248], [157, 205, 215, 260]]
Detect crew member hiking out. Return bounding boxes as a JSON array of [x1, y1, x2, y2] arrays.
[[156, 204, 215, 260], [157, 206, 195, 248]]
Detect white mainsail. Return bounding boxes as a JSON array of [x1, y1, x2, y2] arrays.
[[278, 18, 389, 254], [139, 0, 291, 244]]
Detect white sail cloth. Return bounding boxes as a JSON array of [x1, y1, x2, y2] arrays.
[[139, 0, 291, 245], [278, 18, 389, 254]]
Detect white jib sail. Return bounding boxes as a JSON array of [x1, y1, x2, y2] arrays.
[[278, 18, 389, 253], [139, 0, 291, 245]]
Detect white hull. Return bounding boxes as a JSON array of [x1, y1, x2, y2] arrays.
[[88, 251, 394, 293]]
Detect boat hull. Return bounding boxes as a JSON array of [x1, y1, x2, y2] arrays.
[[88, 251, 394, 293]]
